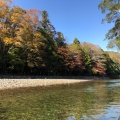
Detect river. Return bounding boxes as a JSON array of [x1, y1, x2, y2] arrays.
[[0, 79, 120, 120]]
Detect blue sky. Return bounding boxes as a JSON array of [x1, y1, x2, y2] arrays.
[[12, 0, 114, 51]]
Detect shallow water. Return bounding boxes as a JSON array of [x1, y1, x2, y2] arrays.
[[0, 79, 120, 120]]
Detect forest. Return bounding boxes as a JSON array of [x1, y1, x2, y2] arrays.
[[0, 0, 120, 78]]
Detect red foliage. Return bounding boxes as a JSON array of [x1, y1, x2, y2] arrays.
[[92, 62, 106, 75], [57, 46, 85, 75]]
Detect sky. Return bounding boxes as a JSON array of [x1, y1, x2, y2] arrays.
[[12, 0, 114, 51]]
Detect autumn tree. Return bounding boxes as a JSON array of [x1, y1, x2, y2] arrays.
[[68, 39, 85, 75], [0, 0, 23, 73], [1, 0, 120, 77], [57, 46, 83, 75], [0, 0, 45, 74], [15, 9, 45, 74], [82, 42, 106, 75]]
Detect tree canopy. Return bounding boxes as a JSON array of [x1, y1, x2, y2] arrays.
[[0, 0, 120, 78], [99, 0, 120, 50]]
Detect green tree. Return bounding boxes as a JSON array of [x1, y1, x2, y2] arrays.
[[81, 45, 92, 75], [7, 48, 24, 74], [73, 38, 80, 45], [55, 32, 65, 47], [99, 0, 120, 50], [38, 11, 58, 75], [104, 52, 120, 78], [40, 11, 56, 41]]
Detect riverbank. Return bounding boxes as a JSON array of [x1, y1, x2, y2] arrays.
[[0, 76, 111, 90], [0, 79, 93, 90]]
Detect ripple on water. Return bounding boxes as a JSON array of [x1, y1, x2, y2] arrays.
[[0, 79, 120, 119]]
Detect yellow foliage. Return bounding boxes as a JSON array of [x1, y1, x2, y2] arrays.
[[2, 28, 8, 33], [0, 12, 4, 18], [16, 36, 22, 41], [4, 37, 22, 46], [4, 37, 14, 44], [34, 32, 41, 37], [11, 13, 21, 23], [14, 41, 22, 47]]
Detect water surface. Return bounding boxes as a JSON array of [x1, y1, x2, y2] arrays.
[[0, 79, 120, 120]]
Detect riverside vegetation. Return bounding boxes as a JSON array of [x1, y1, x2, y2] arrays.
[[0, 0, 120, 78]]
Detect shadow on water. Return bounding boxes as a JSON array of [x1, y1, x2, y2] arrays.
[[0, 75, 109, 80], [0, 80, 120, 119]]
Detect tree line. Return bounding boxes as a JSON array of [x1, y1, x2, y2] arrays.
[[0, 0, 120, 78]]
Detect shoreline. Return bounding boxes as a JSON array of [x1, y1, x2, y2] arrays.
[[0, 79, 93, 90], [0, 79, 94, 90], [0, 76, 111, 90]]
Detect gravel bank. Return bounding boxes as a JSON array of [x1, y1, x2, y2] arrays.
[[0, 79, 92, 90]]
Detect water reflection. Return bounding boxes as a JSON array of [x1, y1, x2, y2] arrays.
[[0, 80, 120, 119]]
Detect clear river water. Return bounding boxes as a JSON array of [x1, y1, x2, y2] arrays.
[[0, 79, 120, 120]]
